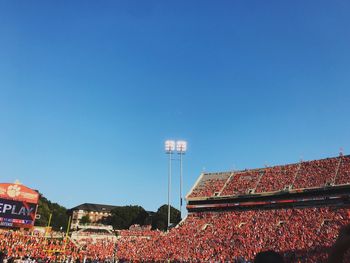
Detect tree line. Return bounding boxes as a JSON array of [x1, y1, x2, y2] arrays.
[[99, 204, 181, 230], [35, 193, 181, 231]]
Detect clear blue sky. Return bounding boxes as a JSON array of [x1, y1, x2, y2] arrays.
[[0, 1, 349, 212]]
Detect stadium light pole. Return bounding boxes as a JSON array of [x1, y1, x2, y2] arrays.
[[176, 140, 187, 219], [165, 140, 175, 228]]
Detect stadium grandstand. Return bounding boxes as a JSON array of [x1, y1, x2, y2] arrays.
[[114, 154, 350, 262], [0, 154, 350, 262], [188, 155, 350, 199]]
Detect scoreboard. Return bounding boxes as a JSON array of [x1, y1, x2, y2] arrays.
[[0, 183, 39, 228]]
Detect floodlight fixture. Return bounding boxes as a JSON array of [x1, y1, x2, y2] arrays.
[[165, 140, 176, 153], [176, 140, 187, 153]]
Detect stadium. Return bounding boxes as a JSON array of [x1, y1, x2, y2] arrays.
[[1, 154, 350, 262], [1, 1, 350, 263]]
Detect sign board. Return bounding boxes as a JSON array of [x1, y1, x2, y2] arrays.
[[0, 183, 39, 228], [0, 183, 39, 203]]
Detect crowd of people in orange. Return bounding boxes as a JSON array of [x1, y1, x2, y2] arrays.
[[221, 170, 262, 196], [1, 156, 350, 262], [0, 230, 116, 262], [115, 206, 350, 262], [0, 230, 77, 262], [189, 155, 350, 198], [189, 176, 229, 198], [0, 207, 349, 262]]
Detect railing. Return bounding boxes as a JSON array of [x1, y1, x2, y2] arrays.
[[218, 172, 235, 196], [253, 170, 265, 193], [290, 161, 303, 189], [331, 157, 343, 185]]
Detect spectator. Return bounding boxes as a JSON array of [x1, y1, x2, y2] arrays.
[[0, 251, 5, 263], [254, 251, 284, 263], [328, 224, 350, 263]]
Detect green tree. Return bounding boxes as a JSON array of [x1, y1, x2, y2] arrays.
[[104, 205, 149, 229], [35, 193, 69, 231], [151, 205, 181, 231]]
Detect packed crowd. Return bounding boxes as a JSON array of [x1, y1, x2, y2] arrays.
[[336, 156, 350, 185], [0, 230, 78, 262], [293, 158, 339, 189], [189, 155, 350, 198], [115, 206, 350, 262], [1, 156, 350, 262], [255, 164, 298, 193], [189, 176, 229, 198], [221, 169, 263, 196], [0, 230, 116, 262], [1, 207, 350, 262], [77, 238, 115, 262]]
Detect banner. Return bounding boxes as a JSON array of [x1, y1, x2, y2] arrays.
[[0, 183, 39, 228], [0, 198, 37, 227], [0, 183, 39, 203]]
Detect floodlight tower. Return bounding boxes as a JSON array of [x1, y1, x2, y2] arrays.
[[176, 140, 187, 218], [165, 140, 175, 228]]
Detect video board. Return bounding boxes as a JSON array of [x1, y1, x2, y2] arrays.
[[0, 183, 39, 228]]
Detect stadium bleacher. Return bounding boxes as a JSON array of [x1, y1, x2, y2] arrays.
[[115, 154, 350, 262], [220, 169, 264, 196], [115, 207, 350, 262], [293, 158, 339, 189], [189, 172, 231, 198], [255, 164, 298, 193], [189, 155, 350, 198], [1, 155, 350, 262], [336, 155, 350, 185]]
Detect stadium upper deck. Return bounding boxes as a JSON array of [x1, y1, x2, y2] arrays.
[[187, 155, 350, 200]]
